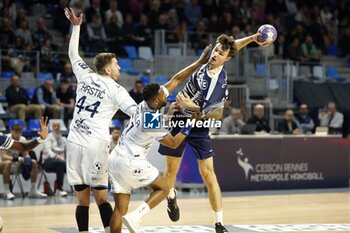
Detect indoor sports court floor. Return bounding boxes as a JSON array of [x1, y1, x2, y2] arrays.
[[1, 188, 350, 233]]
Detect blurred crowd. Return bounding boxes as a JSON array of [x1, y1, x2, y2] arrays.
[[1, 0, 350, 74]]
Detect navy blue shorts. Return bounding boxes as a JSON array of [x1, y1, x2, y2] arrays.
[[159, 136, 214, 160]]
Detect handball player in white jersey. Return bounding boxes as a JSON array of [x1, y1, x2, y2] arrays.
[[64, 8, 137, 233], [108, 46, 211, 233]]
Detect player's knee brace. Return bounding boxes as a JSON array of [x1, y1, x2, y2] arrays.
[[98, 202, 113, 228], [75, 205, 89, 231]]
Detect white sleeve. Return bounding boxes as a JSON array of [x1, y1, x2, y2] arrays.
[[155, 132, 169, 141], [112, 86, 138, 117], [69, 26, 94, 81]]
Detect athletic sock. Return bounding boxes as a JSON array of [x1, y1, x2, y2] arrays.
[[215, 210, 223, 224], [167, 187, 176, 199], [4, 183, 10, 194], [75, 205, 89, 232], [130, 201, 150, 221], [31, 182, 36, 191], [98, 202, 113, 228]]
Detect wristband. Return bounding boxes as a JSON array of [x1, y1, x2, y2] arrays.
[[180, 125, 193, 137], [36, 137, 44, 143]]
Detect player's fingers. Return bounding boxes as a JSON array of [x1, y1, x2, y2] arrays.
[[44, 116, 49, 126], [183, 92, 190, 99], [79, 13, 84, 20]]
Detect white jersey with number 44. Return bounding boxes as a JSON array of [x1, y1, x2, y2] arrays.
[[67, 59, 137, 148]]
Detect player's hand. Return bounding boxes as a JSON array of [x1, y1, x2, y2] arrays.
[[64, 7, 83, 26], [251, 33, 270, 47], [37, 116, 49, 140], [167, 102, 179, 116], [176, 93, 200, 111], [197, 44, 212, 65]]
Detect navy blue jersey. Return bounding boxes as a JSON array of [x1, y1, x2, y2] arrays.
[[182, 64, 229, 116], [0, 133, 14, 149]]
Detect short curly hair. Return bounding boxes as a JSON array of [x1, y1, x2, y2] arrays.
[[216, 34, 237, 57]]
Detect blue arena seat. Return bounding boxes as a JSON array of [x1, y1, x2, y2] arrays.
[[8, 119, 27, 131], [124, 46, 138, 59], [256, 64, 266, 77], [118, 58, 139, 75], [167, 93, 176, 102], [326, 44, 339, 56], [140, 76, 150, 85], [25, 88, 36, 101], [111, 119, 123, 130], [1, 71, 15, 79], [155, 76, 169, 85], [38, 72, 54, 80], [326, 66, 346, 82], [8, 119, 32, 136], [29, 119, 41, 132]]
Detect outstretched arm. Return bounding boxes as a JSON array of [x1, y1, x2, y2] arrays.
[[65, 7, 84, 64], [164, 44, 212, 93], [235, 33, 270, 51], [10, 117, 49, 152]]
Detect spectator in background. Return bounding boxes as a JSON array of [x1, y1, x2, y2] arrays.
[[320, 102, 344, 134], [167, 8, 179, 31], [185, 0, 202, 29], [31, 79, 61, 119], [0, 17, 15, 45], [56, 79, 75, 125], [33, 17, 52, 50], [87, 14, 107, 52], [6, 74, 43, 121], [0, 124, 47, 200], [191, 19, 209, 51], [105, 15, 124, 55], [338, 27, 350, 57], [115, 80, 144, 124], [40, 39, 54, 72], [137, 14, 153, 47], [287, 38, 304, 61], [277, 109, 303, 134], [231, 26, 246, 40], [222, 100, 233, 119], [58, 62, 77, 90], [247, 104, 271, 133], [1, 0, 16, 23], [129, 80, 144, 104], [105, 0, 123, 28], [295, 104, 315, 134], [221, 12, 235, 33], [300, 35, 321, 62], [147, 0, 162, 31], [121, 14, 138, 45], [71, 0, 85, 16], [53, 0, 70, 35], [15, 19, 32, 45], [207, 13, 223, 33], [220, 109, 245, 135], [42, 120, 68, 197], [274, 34, 287, 59], [85, 0, 105, 23], [109, 127, 122, 153], [200, 0, 219, 20]]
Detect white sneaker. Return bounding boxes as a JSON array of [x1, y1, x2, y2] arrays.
[[28, 189, 47, 198], [4, 192, 15, 200], [55, 189, 68, 197], [122, 214, 142, 233]]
